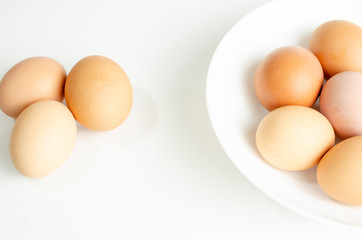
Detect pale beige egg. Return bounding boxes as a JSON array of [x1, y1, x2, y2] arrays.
[[256, 105, 335, 171], [10, 100, 77, 178]]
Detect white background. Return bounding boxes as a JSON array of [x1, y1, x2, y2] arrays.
[[1, 0, 362, 239]]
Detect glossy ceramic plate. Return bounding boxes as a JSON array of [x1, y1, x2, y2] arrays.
[[206, 0, 362, 227]]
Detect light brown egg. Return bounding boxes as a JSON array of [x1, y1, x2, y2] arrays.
[[65, 56, 133, 131], [0, 57, 66, 118], [10, 100, 77, 178], [256, 105, 335, 171], [309, 20, 362, 77], [254, 46, 323, 111], [317, 136, 362, 205]]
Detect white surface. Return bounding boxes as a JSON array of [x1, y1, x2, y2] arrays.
[[0, 0, 362, 239], [206, 0, 362, 228]]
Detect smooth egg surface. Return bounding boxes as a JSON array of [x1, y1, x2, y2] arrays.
[[10, 100, 77, 178], [65, 56, 133, 131], [319, 71, 362, 139], [309, 20, 362, 77], [0, 57, 66, 118], [317, 135, 362, 205]]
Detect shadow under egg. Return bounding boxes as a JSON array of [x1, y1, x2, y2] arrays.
[[95, 85, 158, 147], [242, 58, 268, 153]]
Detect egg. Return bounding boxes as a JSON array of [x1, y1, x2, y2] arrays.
[[317, 136, 362, 205], [0, 57, 66, 118], [65, 56, 133, 131], [10, 100, 77, 178], [256, 105, 335, 171], [309, 20, 362, 77], [254, 46, 324, 111], [319, 71, 362, 139]]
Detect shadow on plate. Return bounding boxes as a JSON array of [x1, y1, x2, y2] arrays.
[[241, 58, 266, 153], [241, 58, 321, 184]]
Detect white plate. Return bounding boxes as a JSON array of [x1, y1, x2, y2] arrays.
[[206, 0, 362, 227]]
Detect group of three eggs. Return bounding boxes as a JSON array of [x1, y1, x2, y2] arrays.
[[0, 55, 133, 178]]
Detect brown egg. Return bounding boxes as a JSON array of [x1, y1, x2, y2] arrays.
[[254, 46, 323, 111], [309, 20, 362, 77], [317, 136, 362, 205], [65, 56, 133, 131], [10, 100, 77, 178], [0, 57, 66, 118]]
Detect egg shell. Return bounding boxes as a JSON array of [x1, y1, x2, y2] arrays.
[[10, 100, 77, 178], [319, 71, 362, 139], [254, 46, 324, 111], [65, 56, 133, 131], [256, 105, 335, 171], [317, 135, 362, 205], [309, 20, 362, 77], [0, 57, 66, 118]]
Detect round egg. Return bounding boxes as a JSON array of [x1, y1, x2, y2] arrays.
[[65, 56, 133, 131], [254, 46, 324, 111], [10, 100, 77, 178], [309, 20, 362, 77], [317, 135, 362, 205], [0, 57, 66, 118], [256, 105, 335, 171], [319, 71, 362, 139]]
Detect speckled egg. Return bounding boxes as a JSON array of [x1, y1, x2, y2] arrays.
[[256, 105, 335, 171], [254, 46, 324, 111]]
